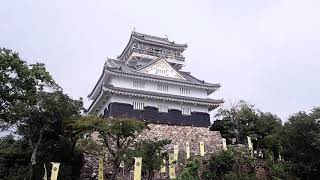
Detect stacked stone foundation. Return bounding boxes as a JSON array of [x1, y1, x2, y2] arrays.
[[81, 123, 223, 179]]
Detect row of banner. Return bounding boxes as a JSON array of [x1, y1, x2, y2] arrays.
[[139, 140, 229, 180], [97, 157, 143, 180], [98, 140, 230, 180], [42, 139, 231, 180], [96, 141, 208, 180]]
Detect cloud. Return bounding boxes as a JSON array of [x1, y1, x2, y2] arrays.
[[1, 0, 319, 121]]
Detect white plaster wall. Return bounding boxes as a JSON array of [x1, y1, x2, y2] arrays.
[[108, 95, 208, 113], [109, 75, 208, 98]]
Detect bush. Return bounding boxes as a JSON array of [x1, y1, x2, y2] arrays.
[[202, 149, 236, 179], [126, 139, 171, 180], [0, 135, 83, 180], [265, 153, 296, 180], [0, 136, 31, 179], [178, 159, 201, 180], [202, 149, 256, 180]]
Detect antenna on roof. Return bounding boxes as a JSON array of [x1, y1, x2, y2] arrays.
[[132, 26, 136, 33]]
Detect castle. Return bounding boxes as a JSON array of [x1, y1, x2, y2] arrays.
[[87, 31, 223, 127]]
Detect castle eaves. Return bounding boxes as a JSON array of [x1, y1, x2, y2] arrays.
[[117, 31, 187, 60], [88, 85, 223, 114], [105, 58, 220, 89]]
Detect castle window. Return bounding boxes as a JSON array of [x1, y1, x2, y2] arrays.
[[180, 87, 190, 95], [133, 101, 144, 110], [157, 84, 169, 92], [156, 68, 168, 75], [133, 81, 145, 89], [158, 104, 168, 113], [181, 107, 191, 115]]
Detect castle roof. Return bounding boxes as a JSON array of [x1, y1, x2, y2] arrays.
[[88, 58, 220, 99], [118, 31, 188, 61], [106, 58, 220, 88], [88, 85, 223, 114]]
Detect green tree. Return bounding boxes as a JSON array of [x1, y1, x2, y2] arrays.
[[178, 159, 201, 180], [0, 135, 31, 179], [127, 140, 171, 180], [71, 116, 147, 180], [255, 112, 282, 159], [203, 149, 236, 179], [211, 101, 259, 144], [265, 153, 294, 180], [0, 48, 83, 179], [211, 101, 283, 159], [19, 91, 83, 179], [281, 107, 320, 179], [0, 48, 57, 128], [202, 149, 256, 180]]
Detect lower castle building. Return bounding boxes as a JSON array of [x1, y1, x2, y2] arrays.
[[87, 31, 223, 127]]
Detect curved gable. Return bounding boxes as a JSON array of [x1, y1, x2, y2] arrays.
[[137, 58, 186, 80]]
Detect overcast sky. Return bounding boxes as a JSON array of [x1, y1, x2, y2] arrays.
[[1, 0, 320, 121]]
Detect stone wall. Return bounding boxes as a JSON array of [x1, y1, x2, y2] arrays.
[[81, 123, 223, 179], [137, 124, 223, 156]]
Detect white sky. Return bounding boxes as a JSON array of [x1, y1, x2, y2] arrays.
[[1, 0, 320, 121]]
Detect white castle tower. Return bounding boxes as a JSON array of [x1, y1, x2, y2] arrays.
[[88, 31, 223, 127]]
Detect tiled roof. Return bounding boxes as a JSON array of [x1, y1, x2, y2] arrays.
[[88, 84, 223, 113], [105, 58, 220, 88], [102, 85, 224, 106], [132, 31, 188, 48], [118, 31, 187, 60]]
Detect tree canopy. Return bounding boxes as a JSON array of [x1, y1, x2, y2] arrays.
[[211, 101, 282, 151], [126, 139, 171, 180], [0, 48, 58, 129], [70, 116, 148, 180], [211, 100, 320, 179], [0, 48, 83, 179], [281, 108, 320, 179]]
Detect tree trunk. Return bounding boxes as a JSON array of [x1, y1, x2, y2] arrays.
[[110, 163, 121, 180], [29, 128, 44, 180], [30, 146, 38, 165], [29, 164, 36, 180]]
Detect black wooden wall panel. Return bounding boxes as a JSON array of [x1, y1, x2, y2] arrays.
[[103, 102, 211, 127]]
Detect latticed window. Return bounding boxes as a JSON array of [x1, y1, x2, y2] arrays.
[[132, 81, 145, 89], [156, 68, 168, 75], [181, 107, 191, 115], [158, 104, 168, 113], [180, 87, 190, 95], [133, 101, 144, 110], [157, 84, 169, 92]]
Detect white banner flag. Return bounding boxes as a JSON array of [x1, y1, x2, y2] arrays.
[[174, 145, 179, 161], [50, 162, 60, 180], [222, 138, 227, 150], [186, 142, 190, 159]]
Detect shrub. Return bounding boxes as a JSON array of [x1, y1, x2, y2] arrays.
[[126, 139, 171, 180], [202, 149, 256, 180], [178, 159, 201, 180]]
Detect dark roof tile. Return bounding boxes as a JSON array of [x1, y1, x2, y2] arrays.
[[103, 85, 224, 105], [106, 58, 220, 88]]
